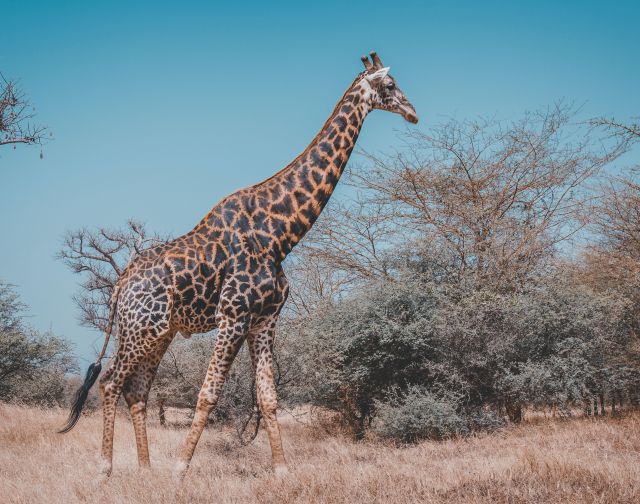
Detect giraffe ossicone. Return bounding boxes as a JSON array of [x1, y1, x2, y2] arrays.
[[59, 51, 418, 477]]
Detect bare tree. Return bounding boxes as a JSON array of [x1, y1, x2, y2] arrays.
[[580, 169, 640, 307], [583, 115, 640, 297], [304, 104, 623, 291], [591, 116, 640, 144], [57, 220, 168, 333], [295, 198, 399, 281], [285, 242, 360, 317], [595, 171, 640, 263], [0, 74, 48, 149]]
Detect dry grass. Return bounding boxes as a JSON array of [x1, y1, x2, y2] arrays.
[[1, 403, 639, 503]]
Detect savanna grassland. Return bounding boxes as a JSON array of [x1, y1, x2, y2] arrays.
[[1, 403, 638, 504]]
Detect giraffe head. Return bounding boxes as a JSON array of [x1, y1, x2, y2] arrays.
[[359, 51, 419, 124]]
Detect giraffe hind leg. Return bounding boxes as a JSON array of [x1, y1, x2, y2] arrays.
[[98, 330, 172, 476], [122, 334, 174, 468], [97, 282, 176, 476], [98, 361, 122, 477]]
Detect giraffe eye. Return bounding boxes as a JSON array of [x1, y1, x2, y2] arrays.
[[386, 83, 395, 91]]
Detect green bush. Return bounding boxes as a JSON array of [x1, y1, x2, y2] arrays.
[[0, 281, 76, 406], [375, 387, 466, 442], [286, 266, 638, 441]]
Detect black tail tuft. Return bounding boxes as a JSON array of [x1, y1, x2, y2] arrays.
[[58, 361, 102, 434]]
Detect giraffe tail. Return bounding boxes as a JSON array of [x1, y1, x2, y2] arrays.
[[58, 285, 121, 434]]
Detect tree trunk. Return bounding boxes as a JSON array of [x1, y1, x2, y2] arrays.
[[353, 401, 371, 441], [611, 391, 617, 416], [158, 398, 166, 427], [505, 400, 522, 423], [599, 393, 606, 416]]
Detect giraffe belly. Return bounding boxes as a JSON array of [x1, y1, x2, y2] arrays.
[[172, 297, 219, 335], [171, 285, 220, 335]]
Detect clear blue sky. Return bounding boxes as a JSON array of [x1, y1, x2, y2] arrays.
[[1, 0, 639, 365]]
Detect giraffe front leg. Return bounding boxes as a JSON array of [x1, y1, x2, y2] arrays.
[[249, 324, 288, 476], [174, 317, 247, 477]]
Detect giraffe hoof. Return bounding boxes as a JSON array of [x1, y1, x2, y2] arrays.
[[94, 473, 110, 486], [94, 460, 112, 484], [273, 464, 290, 478], [173, 460, 189, 481]]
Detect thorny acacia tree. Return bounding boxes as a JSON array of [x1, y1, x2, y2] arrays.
[[591, 116, 640, 145], [302, 105, 624, 291], [281, 105, 637, 437], [1, 74, 48, 149], [590, 170, 640, 278], [582, 115, 640, 318]]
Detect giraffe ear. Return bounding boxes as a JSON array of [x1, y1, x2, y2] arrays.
[[366, 67, 390, 84]]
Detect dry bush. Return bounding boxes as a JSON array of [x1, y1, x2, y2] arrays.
[[1, 403, 639, 504]]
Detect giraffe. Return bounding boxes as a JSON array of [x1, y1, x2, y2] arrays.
[[59, 51, 418, 478]]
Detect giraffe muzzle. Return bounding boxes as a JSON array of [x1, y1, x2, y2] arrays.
[[401, 103, 419, 124], [405, 112, 419, 124]]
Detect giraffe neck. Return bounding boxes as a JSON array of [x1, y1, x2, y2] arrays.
[[258, 74, 372, 256]]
